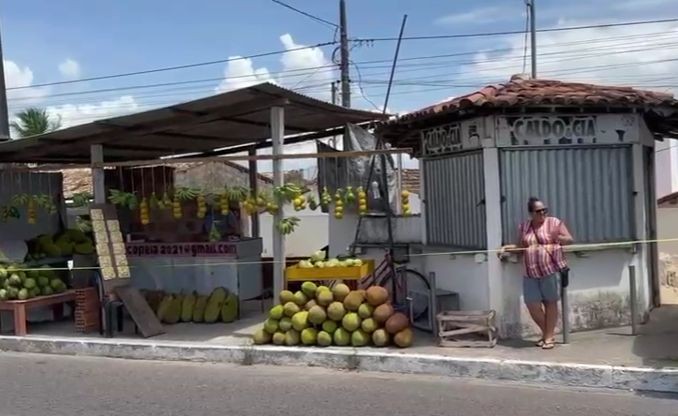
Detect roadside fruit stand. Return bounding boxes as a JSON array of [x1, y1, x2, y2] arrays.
[[0, 83, 390, 337]]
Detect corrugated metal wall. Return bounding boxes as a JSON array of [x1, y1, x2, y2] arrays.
[[423, 151, 486, 248], [499, 146, 634, 244]]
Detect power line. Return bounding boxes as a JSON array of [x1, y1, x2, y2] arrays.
[[353, 17, 678, 42], [271, 0, 337, 28], [6, 41, 337, 91]]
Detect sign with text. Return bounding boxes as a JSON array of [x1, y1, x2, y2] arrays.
[[126, 242, 238, 258], [90, 204, 131, 281], [421, 123, 461, 156]]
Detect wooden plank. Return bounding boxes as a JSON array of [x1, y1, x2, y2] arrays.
[[439, 339, 497, 348], [114, 285, 164, 338]]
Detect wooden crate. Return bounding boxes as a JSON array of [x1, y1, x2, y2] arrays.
[[285, 260, 375, 282], [437, 310, 497, 348]]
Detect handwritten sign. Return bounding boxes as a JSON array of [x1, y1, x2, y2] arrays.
[[510, 116, 597, 145], [421, 123, 461, 156], [126, 242, 238, 258]]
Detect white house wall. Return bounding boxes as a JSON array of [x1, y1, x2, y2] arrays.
[[655, 139, 678, 198], [260, 206, 328, 258]]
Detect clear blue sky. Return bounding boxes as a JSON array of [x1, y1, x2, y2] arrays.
[[2, 0, 677, 127]]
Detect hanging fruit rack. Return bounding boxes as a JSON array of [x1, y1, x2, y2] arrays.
[[106, 176, 375, 237]]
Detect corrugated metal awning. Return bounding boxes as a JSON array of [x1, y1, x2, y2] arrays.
[[0, 83, 387, 164]]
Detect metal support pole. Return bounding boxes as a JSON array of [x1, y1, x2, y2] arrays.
[[561, 271, 570, 345], [629, 265, 638, 335], [527, 0, 537, 79], [248, 146, 260, 238], [271, 106, 286, 300], [91, 144, 106, 204], [396, 152, 403, 215], [339, 0, 350, 108], [0, 25, 10, 140]]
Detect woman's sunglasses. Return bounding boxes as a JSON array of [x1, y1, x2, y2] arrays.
[[532, 208, 548, 215]]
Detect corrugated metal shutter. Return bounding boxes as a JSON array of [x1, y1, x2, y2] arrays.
[[424, 151, 486, 248], [499, 146, 634, 244]]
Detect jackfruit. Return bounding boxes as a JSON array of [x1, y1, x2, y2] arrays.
[[373, 303, 395, 324], [304, 299, 318, 311], [279, 290, 295, 304], [351, 329, 370, 347], [283, 301, 301, 317], [393, 328, 413, 348], [157, 295, 173, 321], [252, 328, 272, 345], [292, 290, 308, 306], [301, 281, 317, 298], [372, 329, 390, 347], [269, 304, 284, 320], [333, 327, 350, 346], [272, 332, 286, 345], [279, 317, 293, 331], [301, 328, 318, 345], [361, 318, 377, 333], [327, 301, 346, 321], [285, 329, 300, 346], [220, 293, 238, 323], [42, 242, 61, 258], [316, 290, 333, 306], [358, 303, 374, 319], [264, 318, 279, 334], [204, 287, 229, 323], [192, 295, 209, 322], [74, 241, 94, 255], [322, 320, 338, 334], [331, 283, 350, 302], [308, 305, 327, 325], [365, 286, 389, 306], [343, 291, 364, 311], [292, 311, 309, 331], [181, 292, 197, 322], [163, 295, 182, 324], [342, 312, 361, 332], [317, 330, 332, 346]]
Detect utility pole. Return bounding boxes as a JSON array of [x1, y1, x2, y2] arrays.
[[339, 0, 350, 108], [527, 0, 537, 79], [0, 24, 10, 140]]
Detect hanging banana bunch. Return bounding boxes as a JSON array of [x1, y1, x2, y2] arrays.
[[26, 197, 37, 224], [139, 197, 150, 225], [108, 189, 138, 210], [334, 188, 344, 219], [196, 192, 207, 219], [401, 190, 411, 216], [150, 192, 161, 210], [162, 190, 172, 210], [0, 205, 19, 223], [219, 191, 230, 215], [320, 186, 332, 209], [276, 217, 300, 235], [172, 194, 182, 220], [307, 194, 318, 211], [357, 186, 368, 216], [292, 194, 306, 211], [225, 186, 249, 204], [345, 186, 356, 204]]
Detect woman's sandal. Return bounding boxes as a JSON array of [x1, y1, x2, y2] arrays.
[[542, 339, 556, 349], [535, 339, 545, 347]]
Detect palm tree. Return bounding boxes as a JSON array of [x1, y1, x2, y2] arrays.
[[10, 107, 61, 138]]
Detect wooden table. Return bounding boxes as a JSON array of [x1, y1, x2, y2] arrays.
[[0, 290, 77, 336]]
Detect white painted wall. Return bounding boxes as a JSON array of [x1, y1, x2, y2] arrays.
[[658, 207, 678, 257], [259, 206, 328, 258], [655, 138, 678, 198]]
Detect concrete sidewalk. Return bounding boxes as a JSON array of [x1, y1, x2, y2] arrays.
[[0, 306, 677, 393]]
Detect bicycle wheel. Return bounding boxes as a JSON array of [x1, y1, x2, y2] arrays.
[[398, 268, 431, 321]]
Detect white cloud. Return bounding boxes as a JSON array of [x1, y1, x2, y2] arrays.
[[215, 33, 333, 100], [215, 56, 274, 92], [435, 7, 513, 25], [4, 59, 50, 105], [614, 0, 675, 11], [46, 95, 141, 128], [58, 58, 81, 79], [461, 19, 678, 94]]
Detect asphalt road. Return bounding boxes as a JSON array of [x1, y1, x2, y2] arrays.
[[0, 353, 675, 416]]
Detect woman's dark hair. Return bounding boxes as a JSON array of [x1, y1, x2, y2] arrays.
[[527, 197, 541, 213]]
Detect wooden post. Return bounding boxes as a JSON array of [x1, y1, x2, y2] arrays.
[[271, 106, 285, 299], [248, 146, 260, 238], [91, 144, 105, 204]]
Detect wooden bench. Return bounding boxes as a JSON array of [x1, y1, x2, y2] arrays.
[[0, 290, 77, 336]]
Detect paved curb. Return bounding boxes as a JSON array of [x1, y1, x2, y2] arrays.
[[1, 335, 677, 393]]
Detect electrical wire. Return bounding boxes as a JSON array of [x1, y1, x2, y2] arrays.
[[352, 17, 678, 42], [271, 0, 338, 28]]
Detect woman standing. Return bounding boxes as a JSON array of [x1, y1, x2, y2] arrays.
[[500, 197, 573, 349]]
